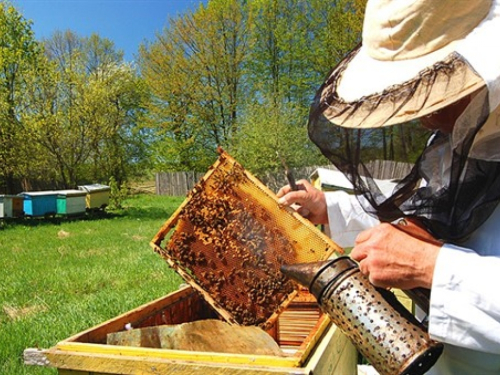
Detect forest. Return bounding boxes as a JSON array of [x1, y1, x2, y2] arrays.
[[0, 0, 428, 194]]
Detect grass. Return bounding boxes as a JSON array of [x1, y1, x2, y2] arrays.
[[0, 194, 185, 374]]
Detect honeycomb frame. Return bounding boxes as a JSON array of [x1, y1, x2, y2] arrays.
[[150, 148, 343, 329]]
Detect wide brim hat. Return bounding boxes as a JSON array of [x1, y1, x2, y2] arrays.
[[313, 0, 500, 129]]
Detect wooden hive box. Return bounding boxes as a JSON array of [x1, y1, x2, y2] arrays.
[[24, 285, 358, 374], [20, 191, 58, 217], [55, 190, 87, 216], [0, 194, 24, 218], [78, 184, 110, 210]]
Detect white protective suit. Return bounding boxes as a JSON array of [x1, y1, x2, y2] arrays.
[[326, 190, 500, 374]]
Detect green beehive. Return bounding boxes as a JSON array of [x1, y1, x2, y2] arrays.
[[56, 190, 87, 216]]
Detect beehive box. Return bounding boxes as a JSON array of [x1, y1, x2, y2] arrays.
[[55, 190, 87, 216], [78, 184, 110, 210], [0, 195, 24, 218], [24, 286, 358, 374], [20, 191, 58, 217]]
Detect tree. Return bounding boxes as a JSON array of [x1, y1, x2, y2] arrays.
[[139, 0, 249, 172], [0, 2, 41, 193], [22, 30, 147, 188], [82, 61, 150, 186], [140, 0, 367, 173], [307, 0, 365, 75], [235, 0, 364, 171], [246, 0, 315, 106], [231, 92, 326, 178]]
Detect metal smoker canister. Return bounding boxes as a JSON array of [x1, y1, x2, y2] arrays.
[[281, 256, 443, 375]]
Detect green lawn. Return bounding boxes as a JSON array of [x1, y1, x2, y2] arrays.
[[0, 194, 185, 374]]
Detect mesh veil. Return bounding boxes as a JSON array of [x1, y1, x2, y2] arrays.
[[309, 56, 500, 243]]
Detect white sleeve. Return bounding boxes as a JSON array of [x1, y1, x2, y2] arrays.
[[429, 244, 500, 353], [325, 190, 380, 248]]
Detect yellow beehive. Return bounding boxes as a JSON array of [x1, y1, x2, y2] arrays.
[[78, 184, 110, 210]]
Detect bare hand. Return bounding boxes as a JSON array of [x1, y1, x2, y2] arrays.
[[350, 223, 441, 290], [276, 179, 328, 225]]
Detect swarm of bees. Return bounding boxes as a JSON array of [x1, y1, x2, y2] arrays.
[[163, 163, 297, 327]]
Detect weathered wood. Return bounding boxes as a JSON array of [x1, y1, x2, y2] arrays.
[[30, 325, 357, 375], [54, 341, 301, 368], [23, 348, 51, 367], [59, 370, 96, 375], [304, 322, 357, 375], [365, 159, 413, 180], [50, 286, 311, 368], [155, 160, 414, 196], [26, 321, 358, 375], [43, 349, 312, 375], [156, 171, 205, 196]]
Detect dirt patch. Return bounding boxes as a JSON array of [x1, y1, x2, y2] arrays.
[[2, 303, 47, 321], [58, 230, 71, 238]]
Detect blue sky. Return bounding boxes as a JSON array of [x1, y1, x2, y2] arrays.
[[13, 0, 207, 61]]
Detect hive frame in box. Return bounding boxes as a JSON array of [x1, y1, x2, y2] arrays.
[[150, 148, 343, 330]]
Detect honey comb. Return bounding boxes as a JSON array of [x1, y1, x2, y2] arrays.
[[151, 148, 342, 328]]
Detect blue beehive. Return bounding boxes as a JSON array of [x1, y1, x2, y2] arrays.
[[20, 191, 58, 217]]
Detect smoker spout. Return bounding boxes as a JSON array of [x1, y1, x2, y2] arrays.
[[281, 257, 359, 300], [280, 259, 336, 294]]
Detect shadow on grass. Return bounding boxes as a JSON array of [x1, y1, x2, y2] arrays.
[[0, 205, 175, 230], [1, 210, 115, 228], [118, 205, 174, 221]]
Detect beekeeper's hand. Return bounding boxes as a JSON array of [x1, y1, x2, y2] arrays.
[[350, 223, 441, 290], [276, 179, 328, 225]]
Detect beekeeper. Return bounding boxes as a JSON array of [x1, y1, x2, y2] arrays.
[[277, 0, 500, 373]]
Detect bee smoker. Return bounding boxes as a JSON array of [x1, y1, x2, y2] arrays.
[[281, 257, 443, 375]]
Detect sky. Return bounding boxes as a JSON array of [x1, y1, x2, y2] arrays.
[[13, 0, 207, 61]]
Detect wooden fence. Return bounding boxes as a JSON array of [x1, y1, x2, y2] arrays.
[[155, 160, 414, 197], [155, 171, 206, 196], [365, 159, 414, 180]]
